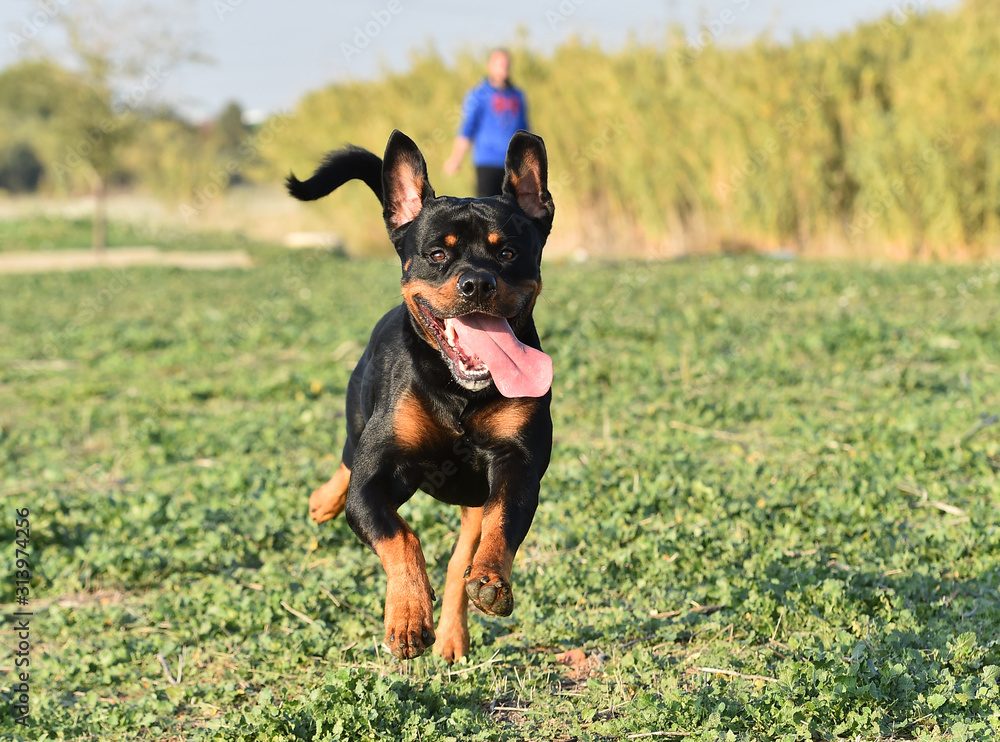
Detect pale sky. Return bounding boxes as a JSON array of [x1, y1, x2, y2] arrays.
[[1, 0, 960, 121]]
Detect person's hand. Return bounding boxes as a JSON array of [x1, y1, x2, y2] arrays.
[[443, 137, 469, 175], [443, 156, 461, 175]]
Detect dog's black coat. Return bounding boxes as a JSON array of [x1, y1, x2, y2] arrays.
[[287, 131, 555, 659]]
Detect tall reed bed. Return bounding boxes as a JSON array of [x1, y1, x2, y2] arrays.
[[272, 0, 999, 259]]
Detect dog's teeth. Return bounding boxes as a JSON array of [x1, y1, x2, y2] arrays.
[[445, 322, 457, 347]]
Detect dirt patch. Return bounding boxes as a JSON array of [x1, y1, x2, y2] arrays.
[[32, 588, 130, 611], [0, 248, 254, 274], [555, 647, 607, 684]]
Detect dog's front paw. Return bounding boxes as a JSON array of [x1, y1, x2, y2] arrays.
[[464, 566, 514, 617], [384, 591, 435, 659]]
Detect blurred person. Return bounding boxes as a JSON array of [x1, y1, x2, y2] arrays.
[[443, 49, 530, 197]]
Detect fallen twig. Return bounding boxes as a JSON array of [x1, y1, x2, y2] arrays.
[[280, 601, 315, 625], [519, 542, 586, 564], [619, 634, 657, 650], [783, 548, 819, 558], [959, 412, 998, 446], [914, 500, 966, 517], [157, 653, 179, 685], [669, 420, 743, 442], [647, 603, 724, 621], [896, 481, 927, 498], [320, 586, 381, 623], [689, 603, 725, 615], [449, 649, 503, 676], [691, 666, 778, 683]]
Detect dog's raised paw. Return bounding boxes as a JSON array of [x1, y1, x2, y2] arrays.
[[464, 567, 514, 616]]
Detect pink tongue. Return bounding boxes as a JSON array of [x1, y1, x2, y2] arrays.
[[446, 314, 553, 398]]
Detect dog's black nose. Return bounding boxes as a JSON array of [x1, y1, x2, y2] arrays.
[[458, 271, 497, 300]]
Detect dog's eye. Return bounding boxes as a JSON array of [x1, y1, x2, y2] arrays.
[[499, 248, 516, 261], [428, 249, 448, 263]]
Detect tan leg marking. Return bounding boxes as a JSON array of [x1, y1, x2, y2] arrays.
[[375, 527, 436, 660], [309, 462, 350, 523], [465, 504, 516, 616], [435, 506, 483, 663]]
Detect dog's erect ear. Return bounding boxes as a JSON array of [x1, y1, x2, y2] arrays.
[[502, 131, 554, 226], [382, 130, 434, 233]]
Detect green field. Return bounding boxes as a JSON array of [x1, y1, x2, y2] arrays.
[[1, 222, 999, 740]]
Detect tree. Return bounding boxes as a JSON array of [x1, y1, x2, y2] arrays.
[[9, 0, 207, 251], [0, 142, 43, 193], [214, 101, 250, 185], [216, 101, 249, 156]]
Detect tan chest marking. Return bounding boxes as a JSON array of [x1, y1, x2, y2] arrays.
[[467, 398, 538, 442], [394, 388, 455, 452]]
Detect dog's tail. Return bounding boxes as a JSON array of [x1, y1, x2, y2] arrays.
[[286, 145, 384, 204]]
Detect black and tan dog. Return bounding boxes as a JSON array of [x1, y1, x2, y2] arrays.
[[287, 130, 554, 662]]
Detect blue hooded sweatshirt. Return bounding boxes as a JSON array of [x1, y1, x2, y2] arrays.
[[459, 79, 529, 168]]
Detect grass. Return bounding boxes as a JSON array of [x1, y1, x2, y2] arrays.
[[1, 220, 999, 740], [0, 217, 257, 253]]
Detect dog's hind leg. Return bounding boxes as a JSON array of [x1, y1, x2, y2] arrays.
[[435, 506, 483, 663], [309, 462, 351, 523]]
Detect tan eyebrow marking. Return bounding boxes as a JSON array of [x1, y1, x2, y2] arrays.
[[444, 234, 458, 247]]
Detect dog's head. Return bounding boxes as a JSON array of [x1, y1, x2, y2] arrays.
[[287, 130, 554, 397], [382, 131, 554, 396]]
